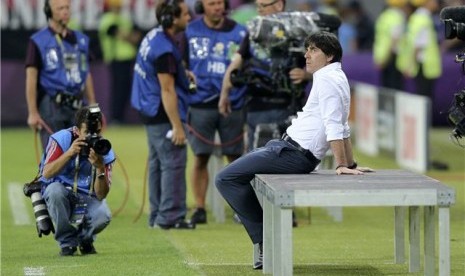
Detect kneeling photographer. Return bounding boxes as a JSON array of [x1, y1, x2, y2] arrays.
[[33, 105, 115, 256]]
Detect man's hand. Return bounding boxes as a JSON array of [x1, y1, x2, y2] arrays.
[[27, 112, 45, 131], [218, 91, 231, 117], [88, 148, 104, 169], [356, 166, 375, 173], [67, 138, 86, 157], [336, 166, 364, 175], [289, 68, 311, 84], [171, 126, 186, 146]]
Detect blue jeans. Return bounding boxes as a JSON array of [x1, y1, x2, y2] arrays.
[[145, 124, 187, 226], [215, 139, 319, 244], [246, 109, 291, 152], [43, 182, 111, 248]]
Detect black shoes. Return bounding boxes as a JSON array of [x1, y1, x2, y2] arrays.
[[190, 208, 207, 224], [60, 246, 77, 256], [158, 220, 196, 230], [79, 242, 97, 255], [253, 242, 263, 270]]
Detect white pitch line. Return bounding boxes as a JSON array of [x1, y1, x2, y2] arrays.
[[8, 182, 32, 225]]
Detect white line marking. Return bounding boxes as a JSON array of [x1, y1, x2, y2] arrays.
[[8, 182, 32, 225]]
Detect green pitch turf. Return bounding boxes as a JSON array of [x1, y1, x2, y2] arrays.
[[1, 126, 464, 275]]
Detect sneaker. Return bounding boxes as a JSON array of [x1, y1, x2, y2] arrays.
[[158, 220, 196, 230], [253, 242, 263, 270], [79, 242, 97, 255], [190, 208, 207, 224], [60, 246, 77, 256]]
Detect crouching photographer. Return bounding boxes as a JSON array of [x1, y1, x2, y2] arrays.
[[30, 104, 115, 256]]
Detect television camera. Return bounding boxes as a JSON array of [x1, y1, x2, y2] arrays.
[[440, 6, 465, 146], [230, 11, 341, 112]]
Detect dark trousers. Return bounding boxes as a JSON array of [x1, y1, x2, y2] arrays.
[[414, 64, 436, 101], [381, 55, 404, 91], [110, 60, 134, 122], [215, 139, 319, 244]]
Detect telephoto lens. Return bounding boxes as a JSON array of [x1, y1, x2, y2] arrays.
[[23, 182, 55, 237]]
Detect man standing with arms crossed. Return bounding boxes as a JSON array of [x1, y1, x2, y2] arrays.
[[26, 0, 96, 150], [181, 0, 247, 224], [131, 0, 195, 229]]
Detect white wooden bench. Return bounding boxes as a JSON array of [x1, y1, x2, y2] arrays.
[[252, 170, 455, 276]]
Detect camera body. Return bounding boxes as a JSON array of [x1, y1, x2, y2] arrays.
[[448, 89, 465, 139], [81, 105, 111, 156], [23, 180, 55, 237]]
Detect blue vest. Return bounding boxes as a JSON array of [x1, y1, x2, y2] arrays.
[[186, 18, 247, 109], [131, 27, 190, 121], [39, 128, 116, 196], [31, 28, 90, 97]]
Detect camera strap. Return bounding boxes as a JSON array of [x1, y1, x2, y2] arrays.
[[73, 155, 95, 196]]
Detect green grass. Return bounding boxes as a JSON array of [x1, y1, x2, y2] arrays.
[[1, 127, 464, 275]]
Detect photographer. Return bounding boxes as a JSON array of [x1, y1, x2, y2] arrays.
[[38, 106, 115, 256], [219, 0, 311, 152]]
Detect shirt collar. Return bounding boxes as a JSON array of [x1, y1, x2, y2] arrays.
[[313, 62, 341, 78]]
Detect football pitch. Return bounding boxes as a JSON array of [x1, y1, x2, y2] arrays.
[[1, 126, 464, 275]]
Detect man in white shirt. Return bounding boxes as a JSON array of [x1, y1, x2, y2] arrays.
[[215, 31, 372, 270]]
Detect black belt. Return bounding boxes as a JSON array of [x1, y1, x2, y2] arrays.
[[281, 133, 320, 163]]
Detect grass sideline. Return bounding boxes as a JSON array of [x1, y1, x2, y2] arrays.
[[1, 126, 464, 275]]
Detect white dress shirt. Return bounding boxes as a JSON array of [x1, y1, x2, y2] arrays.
[[286, 62, 351, 160]]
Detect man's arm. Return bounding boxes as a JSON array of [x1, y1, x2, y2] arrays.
[[26, 66, 44, 130], [84, 73, 96, 104], [42, 138, 86, 179], [329, 138, 362, 175], [89, 149, 112, 200], [219, 53, 243, 116], [158, 73, 186, 146]]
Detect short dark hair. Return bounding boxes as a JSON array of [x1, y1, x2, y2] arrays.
[[74, 106, 102, 129], [304, 31, 343, 63], [156, 0, 184, 25]]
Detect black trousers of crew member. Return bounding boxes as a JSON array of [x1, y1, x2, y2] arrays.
[[215, 139, 320, 244], [381, 54, 404, 91], [110, 60, 133, 123], [414, 64, 436, 101]]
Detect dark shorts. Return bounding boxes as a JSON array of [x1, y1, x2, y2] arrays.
[[187, 107, 244, 155]]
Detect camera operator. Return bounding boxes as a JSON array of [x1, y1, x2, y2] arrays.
[[219, 0, 312, 152], [38, 106, 115, 256]]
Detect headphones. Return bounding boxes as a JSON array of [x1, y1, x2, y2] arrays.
[[44, 0, 52, 20], [159, 0, 177, 29], [194, 0, 229, 15]]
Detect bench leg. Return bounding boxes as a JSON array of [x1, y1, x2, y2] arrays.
[[439, 207, 451, 276], [394, 206, 405, 264], [272, 205, 292, 276], [263, 197, 273, 274], [409, 206, 420, 273], [424, 206, 435, 276]]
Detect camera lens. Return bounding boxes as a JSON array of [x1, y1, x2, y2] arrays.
[[92, 138, 111, 155]]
